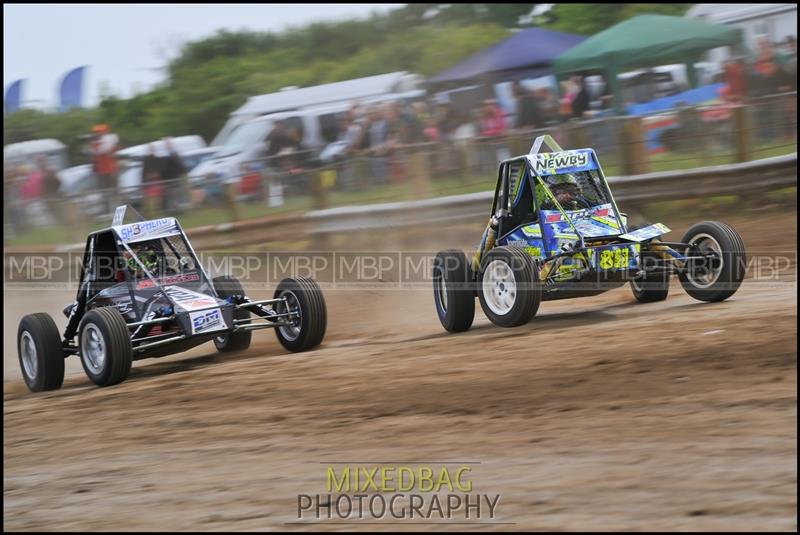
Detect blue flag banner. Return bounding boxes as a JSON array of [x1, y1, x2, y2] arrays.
[[5, 79, 23, 114], [59, 66, 87, 112]]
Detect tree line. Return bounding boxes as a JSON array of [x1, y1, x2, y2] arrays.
[[4, 3, 690, 166]]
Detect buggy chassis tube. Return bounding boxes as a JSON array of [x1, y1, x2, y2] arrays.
[[127, 316, 177, 329], [235, 298, 285, 309]]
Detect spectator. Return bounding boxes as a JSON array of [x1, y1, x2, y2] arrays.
[[408, 101, 430, 143], [20, 163, 43, 201], [478, 100, 509, 173], [160, 137, 187, 212], [724, 57, 747, 103], [536, 87, 559, 126], [512, 81, 542, 130], [367, 104, 392, 184], [141, 143, 163, 217], [559, 78, 578, 121], [37, 155, 62, 223], [571, 74, 590, 119], [4, 165, 25, 238], [479, 99, 508, 138], [89, 124, 120, 214], [781, 36, 797, 90], [753, 36, 779, 96]]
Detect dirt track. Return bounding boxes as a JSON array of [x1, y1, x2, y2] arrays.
[[4, 209, 797, 531]]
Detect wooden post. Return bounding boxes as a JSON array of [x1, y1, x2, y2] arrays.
[[733, 105, 752, 163], [408, 145, 431, 199], [312, 170, 329, 210], [622, 116, 647, 175], [570, 120, 588, 149]]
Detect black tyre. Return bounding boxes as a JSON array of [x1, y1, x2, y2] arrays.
[[433, 249, 475, 333], [79, 307, 132, 387], [678, 221, 746, 302], [18, 313, 65, 392], [213, 275, 252, 352], [630, 270, 670, 303], [273, 277, 327, 352], [478, 246, 541, 328]]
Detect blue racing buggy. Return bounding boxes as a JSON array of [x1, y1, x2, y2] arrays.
[[433, 135, 747, 332]]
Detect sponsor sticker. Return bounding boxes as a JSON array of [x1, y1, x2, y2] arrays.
[[189, 308, 227, 334], [532, 150, 590, 173], [164, 286, 219, 311], [116, 218, 176, 243], [137, 272, 200, 289]]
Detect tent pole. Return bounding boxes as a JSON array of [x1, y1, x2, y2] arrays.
[[607, 65, 624, 115], [685, 59, 698, 89]]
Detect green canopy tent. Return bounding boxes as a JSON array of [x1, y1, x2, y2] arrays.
[[553, 14, 743, 113]]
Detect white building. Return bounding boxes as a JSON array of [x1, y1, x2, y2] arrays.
[[687, 4, 797, 62]]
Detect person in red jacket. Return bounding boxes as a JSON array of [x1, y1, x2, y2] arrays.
[[89, 124, 120, 214], [479, 99, 508, 138]]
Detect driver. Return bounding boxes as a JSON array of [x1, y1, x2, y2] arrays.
[[542, 175, 592, 210], [123, 243, 159, 278]]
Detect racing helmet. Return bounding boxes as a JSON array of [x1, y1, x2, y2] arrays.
[[549, 173, 581, 200], [126, 243, 159, 276]]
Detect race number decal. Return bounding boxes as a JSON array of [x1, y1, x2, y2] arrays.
[[598, 247, 629, 270]]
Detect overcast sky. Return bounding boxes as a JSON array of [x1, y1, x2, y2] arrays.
[[3, 3, 404, 110]]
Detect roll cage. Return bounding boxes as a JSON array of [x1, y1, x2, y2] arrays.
[[490, 135, 629, 245]]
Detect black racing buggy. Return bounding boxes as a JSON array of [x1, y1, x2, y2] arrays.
[[17, 206, 327, 391], [433, 135, 747, 332]]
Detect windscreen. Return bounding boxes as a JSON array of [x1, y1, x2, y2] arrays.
[[538, 170, 611, 212], [216, 120, 272, 158], [123, 234, 209, 292], [536, 170, 623, 237]]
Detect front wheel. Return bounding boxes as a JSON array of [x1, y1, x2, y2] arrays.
[[79, 307, 133, 387], [18, 313, 65, 392], [273, 277, 327, 352], [678, 221, 746, 302], [478, 246, 541, 328]]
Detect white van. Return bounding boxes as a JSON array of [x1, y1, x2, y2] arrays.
[[4, 139, 68, 171], [189, 89, 425, 186]]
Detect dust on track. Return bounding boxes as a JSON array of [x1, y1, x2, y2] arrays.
[[4, 208, 797, 531]]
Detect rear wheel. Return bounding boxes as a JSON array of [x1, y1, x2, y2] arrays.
[[274, 277, 327, 352], [678, 221, 746, 302], [631, 271, 670, 303], [478, 246, 541, 328], [18, 313, 65, 392], [79, 307, 132, 387], [213, 275, 252, 352], [433, 249, 475, 333]]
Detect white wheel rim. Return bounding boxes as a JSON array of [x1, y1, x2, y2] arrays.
[[20, 331, 38, 380], [81, 324, 106, 375], [482, 259, 517, 316], [277, 290, 302, 341], [686, 233, 724, 289]]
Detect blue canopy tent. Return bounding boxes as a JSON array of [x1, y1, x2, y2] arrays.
[[428, 28, 587, 91]]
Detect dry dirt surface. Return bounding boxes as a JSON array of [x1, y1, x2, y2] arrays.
[[4, 209, 797, 531]]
